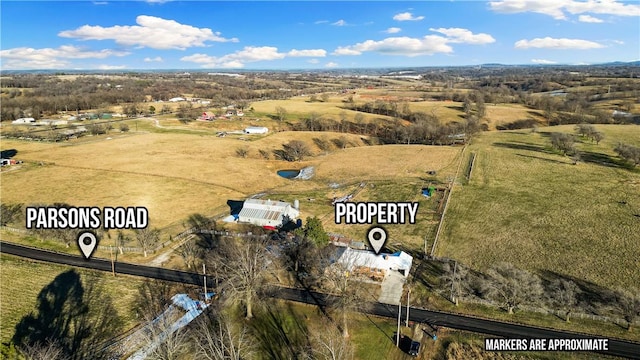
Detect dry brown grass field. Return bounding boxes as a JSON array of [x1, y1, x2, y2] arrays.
[[0, 130, 460, 237], [439, 124, 640, 289], [250, 97, 394, 122]]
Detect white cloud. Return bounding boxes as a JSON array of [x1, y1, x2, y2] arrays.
[[578, 14, 604, 22], [393, 12, 425, 21], [531, 58, 557, 64], [489, 0, 640, 20], [333, 28, 493, 57], [325, 62, 339, 68], [332, 20, 348, 26], [59, 15, 238, 50], [612, 40, 624, 45], [308, 59, 320, 64], [0, 45, 129, 69], [225, 46, 286, 62], [144, 56, 163, 62], [515, 37, 604, 49], [315, 20, 329, 24], [333, 47, 363, 56], [429, 28, 496, 44], [182, 46, 319, 68], [333, 36, 453, 57], [384, 27, 402, 34], [287, 49, 327, 57]]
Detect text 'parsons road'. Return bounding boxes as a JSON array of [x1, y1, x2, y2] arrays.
[[334, 202, 419, 224]]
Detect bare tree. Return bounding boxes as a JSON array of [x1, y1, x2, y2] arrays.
[[0, 203, 22, 226], [134, 228, 160, 257], [133, 279, 176, 325], [115, 230, 132, 255], [440, 261, 469, 306], [259, 149, 270, 160], [236, 147, 249, 158], [192, 310, 254, 360], [275, 106, 288, 122], [281, 230, 317, 275], [308, 319, 354, 360], [19, 340, 64, 360], [177, 238, 201, 270], [614, 143, 640, 166], [483, 263, 543, 314], [612, 288, 640, 331], [592, 131, 604, 145], [139, 314, 190, 360], [274, 140, 312, 162], [213, 236, 272, 319], [550, 132, 576, 156], [547, 279, 581, 322], [322, 254, 371, 338]]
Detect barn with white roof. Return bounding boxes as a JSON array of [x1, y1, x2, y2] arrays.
[[237, 198, 300, 228]]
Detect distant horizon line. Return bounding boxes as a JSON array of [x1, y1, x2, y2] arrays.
[[2, 60, 639, 73]]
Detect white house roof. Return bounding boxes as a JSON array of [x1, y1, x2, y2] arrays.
[[337, 248, 413, 274]]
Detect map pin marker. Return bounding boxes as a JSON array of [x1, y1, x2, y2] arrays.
[[77, 231, 98, 260], [367, 226, 387, 255]]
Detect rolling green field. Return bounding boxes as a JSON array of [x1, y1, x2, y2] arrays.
[[439, 124, 640, 289]]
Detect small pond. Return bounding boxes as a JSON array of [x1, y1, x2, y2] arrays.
[[277, 169, 301, 179]]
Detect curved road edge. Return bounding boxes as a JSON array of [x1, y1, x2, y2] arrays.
[[1, 241, 638, 359]]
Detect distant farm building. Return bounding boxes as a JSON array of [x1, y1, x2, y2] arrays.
[[11, 118, 35, 125], [169, 97, 186, 102], [244, 126, 268, 134], [336, 247, 413, 277], [237, 199, 300, 228], [200, 112, 216, 121]]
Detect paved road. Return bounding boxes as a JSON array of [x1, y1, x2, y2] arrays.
[[0, 241, 215, 287], [2, 241, 638, 359]]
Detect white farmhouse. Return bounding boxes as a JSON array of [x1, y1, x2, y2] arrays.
[[337, 247, 413, 277], [238, 199, 299, 228]]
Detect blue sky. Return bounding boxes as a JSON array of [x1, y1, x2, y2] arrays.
[[1, 0, 638, 70]]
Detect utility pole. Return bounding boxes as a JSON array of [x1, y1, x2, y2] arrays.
[[406, 288, 411, 327], [396, 301, 402, 347], [450, 260, 457, 305], [203, 263, 208, 302], [110, 245, 116, 277]]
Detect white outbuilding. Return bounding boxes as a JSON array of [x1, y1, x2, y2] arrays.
[[244, 126, 268, 134], [238, 198, 299, 228], [11, 117, 35, 124]]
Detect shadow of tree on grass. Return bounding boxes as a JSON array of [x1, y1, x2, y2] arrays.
[[12, 270, 122, 360]]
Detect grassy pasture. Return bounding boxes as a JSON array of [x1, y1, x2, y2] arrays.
[[439, 124, 640, 288], [0, 254, 145, 344], [0, 131, 459, 237], [250, 97, 395, 122]]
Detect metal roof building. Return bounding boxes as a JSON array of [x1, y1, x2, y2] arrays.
[[238, 199, 300, 228], [337, 248, 413, 277]]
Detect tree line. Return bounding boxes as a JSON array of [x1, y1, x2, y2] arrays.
[[438, 261, 640, 330]]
